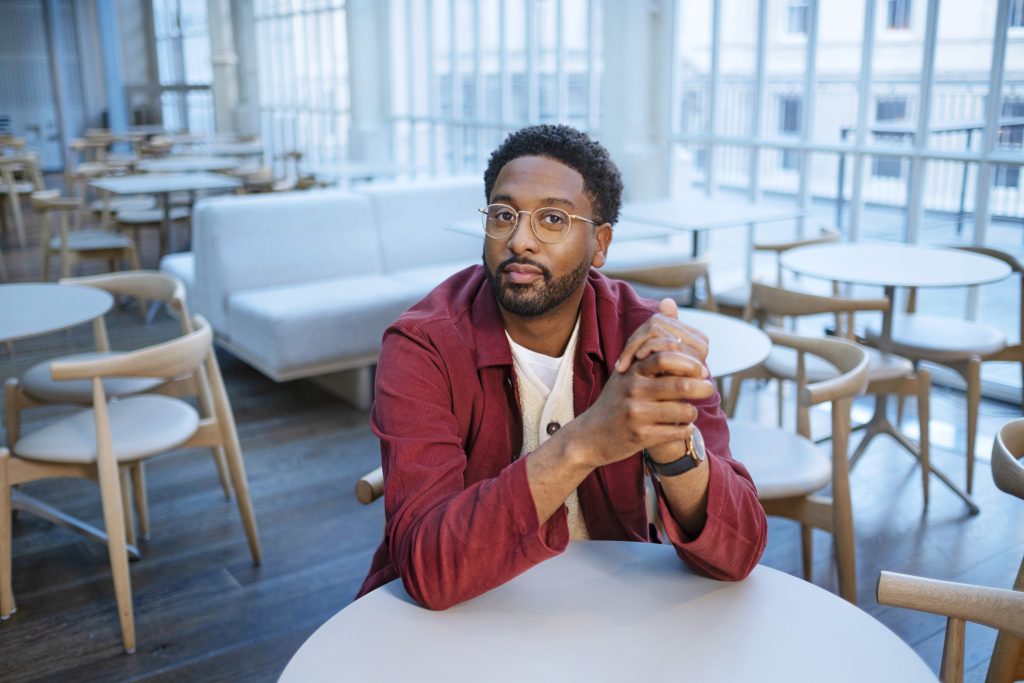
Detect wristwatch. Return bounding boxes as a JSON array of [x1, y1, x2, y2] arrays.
[[643, 428, 706, 479]]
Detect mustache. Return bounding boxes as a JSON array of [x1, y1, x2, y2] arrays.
[[496, 256, 552, 280]]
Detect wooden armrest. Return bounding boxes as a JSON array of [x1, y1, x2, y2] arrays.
[[355, 467, 384, 505]]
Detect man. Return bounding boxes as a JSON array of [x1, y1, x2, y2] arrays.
[[358, 125, 766, 609]]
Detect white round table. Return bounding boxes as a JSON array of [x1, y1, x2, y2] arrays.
[[136, 155, 238, 173], [683, 308, 771, 378], [780, 243, 1011, 290], [0, 283, 113, 342], [279, 541, 936, 683]]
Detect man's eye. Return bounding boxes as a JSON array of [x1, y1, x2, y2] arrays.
[[496, 211, 515, 221], [540, 212, 565, 224]]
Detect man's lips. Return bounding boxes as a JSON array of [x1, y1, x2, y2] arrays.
[[504, 263, 544, 284]]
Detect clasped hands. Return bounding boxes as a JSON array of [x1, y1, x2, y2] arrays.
[[572, 298, 713, 469]]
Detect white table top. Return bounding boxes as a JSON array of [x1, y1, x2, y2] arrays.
[[279, 541, 935, 683], [0, 283, 113, 342], [781, 243, 1012, 289], [89, 172, 241, 195], [195, 141, 264, 157], [136, 156, 239, 173], [684, 308, 771, 378], [621, 193, 807, 231]]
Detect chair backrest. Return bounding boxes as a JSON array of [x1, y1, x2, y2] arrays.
[[993, 418, 1024, 501], [878, 571, 1024, 683], [754, 227, 840, 285], [61, 270, 188, 320], [356, 466, 384, 505], [747, 281, 888, 340], [50, 315, 213, 381]]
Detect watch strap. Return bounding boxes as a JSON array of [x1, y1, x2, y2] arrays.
[[643, 436, 701, 478]]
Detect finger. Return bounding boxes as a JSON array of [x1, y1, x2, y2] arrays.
[[616, 321, 658, 373], [638, 375, 716, 403], [634, 352, 711, 381], [641, 424, 696, 449], [639, 400, 700, 426], [617, 314, 699, 373], [658, 297, 679, 319]]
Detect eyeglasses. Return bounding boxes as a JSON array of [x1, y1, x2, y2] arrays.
[[478, 203, 599, 244]]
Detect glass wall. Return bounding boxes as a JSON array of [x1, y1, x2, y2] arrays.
[[151, 0, 215, 133]]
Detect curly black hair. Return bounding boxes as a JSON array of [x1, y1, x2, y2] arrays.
[[483, 124, 623, 226]]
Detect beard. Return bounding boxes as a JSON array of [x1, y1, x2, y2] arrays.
[[484, 252, 592, 318]]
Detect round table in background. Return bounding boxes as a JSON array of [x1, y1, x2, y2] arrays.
[[278, 541, 936, 683], [683, 308, 771, 378], [136, 155, 239, 174], [0, 283, 114, 342]]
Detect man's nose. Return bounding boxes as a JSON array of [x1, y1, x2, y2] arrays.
[[506, 210, 539, 254]]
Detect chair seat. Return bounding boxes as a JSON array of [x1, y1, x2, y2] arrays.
[[0, 181, 35, 194], [22, 352, 165, 404], [764, 345, 913, 384], [73, 162, 108, 178], [728, 421, 832, 499], [49, 230, 133, 251], [115, 207, 190, 225], [13, 395, 199, 464], [89, 197, 156, 213], [865, 314, 1007, 361]]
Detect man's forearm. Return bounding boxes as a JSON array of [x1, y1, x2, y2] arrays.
[[651, 446, 710, 538], [524, 421, 597, 525]]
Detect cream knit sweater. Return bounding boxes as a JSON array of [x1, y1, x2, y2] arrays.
[[507, 323, 590, 541]]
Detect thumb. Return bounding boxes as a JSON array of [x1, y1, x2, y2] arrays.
[[658, 297, 679, 319]]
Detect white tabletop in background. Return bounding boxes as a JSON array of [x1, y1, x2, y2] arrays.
[[781, 243, 1012, 288], [279, 541, 935, 683], [89, 172, 241, 195], [621, 193, 807, 231], [136, 156, 239, 173], [684, 308, 771, 378], [0, 283, 113, 342], [195, 141, 264, 157]]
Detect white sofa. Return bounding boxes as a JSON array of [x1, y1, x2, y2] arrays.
[[161, 176, 484, 404]]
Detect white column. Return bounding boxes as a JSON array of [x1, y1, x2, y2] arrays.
[[230, 0, 260, 136], [346, 0, 393, 164], [599, 0, 673, 203], [904, 0, 940, 245], [848, 0, 877, 243], [206, 0, 239, 134]]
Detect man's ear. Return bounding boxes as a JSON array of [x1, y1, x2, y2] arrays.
[[591, 223, 613, 268]]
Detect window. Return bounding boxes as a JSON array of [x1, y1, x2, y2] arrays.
[[253, 0, 350, 175], [887, 0, 911, 29], [872, 98, 908, 178], [995, 99, 1024, 188], [151, 0, 213, 133], [787, 0, 809, 35], [778, 96, 800, 170], [1011, 0, 1024, 28]]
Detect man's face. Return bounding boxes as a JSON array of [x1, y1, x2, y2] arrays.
[[483, 155, 611, 318]]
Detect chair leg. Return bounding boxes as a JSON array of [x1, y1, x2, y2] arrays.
[[724, 376, 743, 418], [964, 357, 981, 494], [915, 370, 931, 509], [131, 463, 150, 540], [800, 525, 813, 581], [195, 377, 232, 500], [96, 461, 137, 653], [776, 379, 784, 427], [120, 467, 137, 548], [0, 452, 15, 619], [4, 380, 22, 447], [831, 400, 857, 604]]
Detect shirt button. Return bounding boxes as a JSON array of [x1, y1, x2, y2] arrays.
[[546, 422, 561, 435]]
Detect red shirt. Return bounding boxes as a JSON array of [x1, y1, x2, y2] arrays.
[[357, 266, 767, 609]]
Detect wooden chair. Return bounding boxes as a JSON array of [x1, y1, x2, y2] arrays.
[[729, 328, 869, 603], [115, 206, 192, 260], [730, 282, 934, 504], [0, 316, 261, 653], [0, 153, 44, 248], [32, 189, 141, 281], [715, 227, 841, 316], [602, 255, 718, 311], [988, 418, 1024, 682], [4, 271, 234, 508], [865, 246, 1023, 493], [877, 571, 1024, 683], [355, 467, 384, 505]]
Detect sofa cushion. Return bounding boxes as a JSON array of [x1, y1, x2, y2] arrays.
[[359, 176, 484, 274], [226, 276, 427, 377], [160, 252, 195, 301], [193, 190, 381, 332], [396, 259, 480, 293]]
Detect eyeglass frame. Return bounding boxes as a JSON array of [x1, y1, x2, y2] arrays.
[[478, 203, 601, 244]]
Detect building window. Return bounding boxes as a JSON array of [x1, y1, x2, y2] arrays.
[[778, 96, 800, 170], [887, 0, 911, 29], [872, 97, 907, 178], [151, 0, 214, 133], [1011, 0, 1024, 28], [995, 99, 1024, 188], [787, 0, 809, 34]]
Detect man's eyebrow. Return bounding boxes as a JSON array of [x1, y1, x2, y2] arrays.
[[490, 193, 577, 209]]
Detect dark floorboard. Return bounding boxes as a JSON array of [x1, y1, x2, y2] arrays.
[[0, 185, 1022, 680]]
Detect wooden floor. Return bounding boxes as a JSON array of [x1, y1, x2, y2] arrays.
[[0, 194, 1022, 682]]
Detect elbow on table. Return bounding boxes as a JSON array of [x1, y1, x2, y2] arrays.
[[400, 570, 463, 611]]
